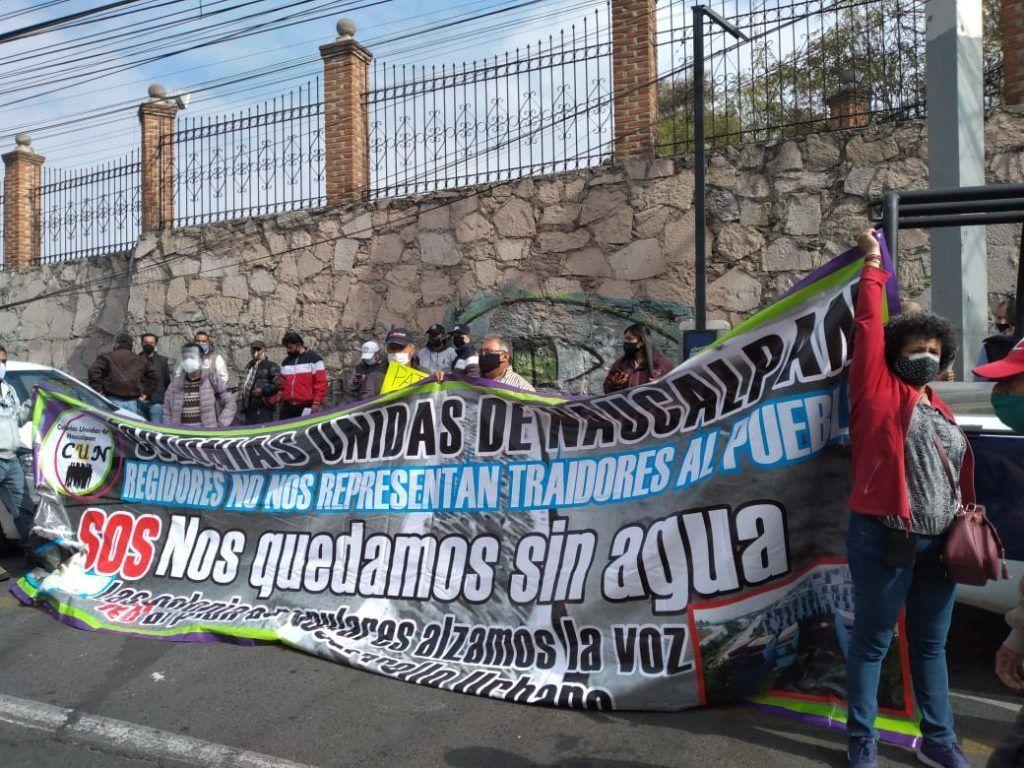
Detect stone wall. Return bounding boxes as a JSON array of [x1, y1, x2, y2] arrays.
[[1, 110, 1021, 397]]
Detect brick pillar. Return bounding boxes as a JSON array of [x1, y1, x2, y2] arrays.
[[1004, 0, 1024, 106], [2, 134, 44, 270], [611, 0, 658, 163], [321, 19, 372, 206], [138, 84, 179, 231], [826, 70, 870, 130]]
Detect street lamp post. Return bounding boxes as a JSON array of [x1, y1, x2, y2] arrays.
[[692, 5, 747, 332]]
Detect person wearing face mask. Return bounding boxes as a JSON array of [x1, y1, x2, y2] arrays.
[[164, 343, 237, 428], [138, 333, 170, 424], [188, 330, 230, 388], [239, 340, 281, 425], [479, 335, 535, 392], [603, 322, 672, 394], [348, 340, 387, 401], [450, 324, 481, 378], [415, 324, 457, 375], [88, 333, 159, 416], [279, 331, 328, 419], [0, 346, 31, 583], [974, 339, 1024, 768], [383, 327, 418, 368], [975, 297, 1016, 381], [844, 230, 976, 768]]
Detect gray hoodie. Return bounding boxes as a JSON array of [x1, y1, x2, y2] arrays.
[[0, 380, 29, 459]]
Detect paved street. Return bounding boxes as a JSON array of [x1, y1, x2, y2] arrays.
[[0, 552, 1017, 768]]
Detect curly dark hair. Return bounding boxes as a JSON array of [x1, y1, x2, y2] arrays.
[[883, 311, 958, 371]]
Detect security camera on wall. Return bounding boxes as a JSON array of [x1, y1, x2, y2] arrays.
[[168, 92, 191, 109]]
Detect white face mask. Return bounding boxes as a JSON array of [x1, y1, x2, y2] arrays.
[[0, 362, 6, 380], [388, 352, 410, 366], [181, 358, 201, 374]]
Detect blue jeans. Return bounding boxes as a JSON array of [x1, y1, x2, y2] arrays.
[[143, 402, 164, 424], [0, 456, 28, 545], [846, 513, 957, 745], [108, 397, 142, 416]]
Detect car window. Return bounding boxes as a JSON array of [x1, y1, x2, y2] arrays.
[[5, 369, 114, 412], [931, 381, 996, 417]]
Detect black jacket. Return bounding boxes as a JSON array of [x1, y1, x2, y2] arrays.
[[242, 358, 282, 415], [141, 353, 171, 405], [89, 347, 159, 399], [347, 360, 387, 401]]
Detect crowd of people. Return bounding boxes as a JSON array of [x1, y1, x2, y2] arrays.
[[82, 321, 676, 428]]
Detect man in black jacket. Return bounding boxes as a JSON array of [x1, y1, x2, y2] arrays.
[[88, 334, 158, 416], [139, 332, 170, 424], [239, 340, 281, 424]]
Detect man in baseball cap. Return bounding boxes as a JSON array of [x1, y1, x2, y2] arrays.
[[451, 323, 480, 378], [976, 337, 1024, 767], [347, 340, 386, 402], [360, 341, 380, 362], [973, 337, 1024, 433]]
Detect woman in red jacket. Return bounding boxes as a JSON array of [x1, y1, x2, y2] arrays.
[[845, 230, 975, 768], [603, 323, 672, 394]]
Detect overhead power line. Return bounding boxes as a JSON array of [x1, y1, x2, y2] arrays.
[[0, 0, 160, 45]]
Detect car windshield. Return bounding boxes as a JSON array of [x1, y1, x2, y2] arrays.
[[5, 369, 114, 413]]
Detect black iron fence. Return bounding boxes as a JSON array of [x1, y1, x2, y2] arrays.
[[364, 9, 613, 199], [165, 79, 325, 227], [3, 1, 1009, 266], [656, 0, 929, 156], [655, 0, 1005, 157], [35, 152, 140, 265]]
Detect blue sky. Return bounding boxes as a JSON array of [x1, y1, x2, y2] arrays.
[[0, 0, 605, 170]]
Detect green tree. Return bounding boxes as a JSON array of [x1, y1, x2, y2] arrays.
[[656, 0, 1004, 156]]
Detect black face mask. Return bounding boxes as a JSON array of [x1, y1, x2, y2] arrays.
[[141, 344, 156, 355], [891, 353, 941, 387], [623, 341, 641, 357], [427, 336, 446, 351], [997, 321, 1011, 333], [453, 336, 467, 350], [480, 352, 502, 374]]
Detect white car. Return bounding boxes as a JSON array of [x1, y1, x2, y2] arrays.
[[0, 361, 142, 542]]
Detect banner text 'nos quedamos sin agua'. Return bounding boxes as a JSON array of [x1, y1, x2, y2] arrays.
[[13, 244, 920, 744]]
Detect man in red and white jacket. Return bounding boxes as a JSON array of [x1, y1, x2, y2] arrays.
[[278, 331, 328, 419]]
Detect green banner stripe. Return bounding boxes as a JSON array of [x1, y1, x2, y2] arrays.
[[36, 378, 567, 437], [748, 695, 920, 736], [703, 259, 880, 354], [17, 578, 278, 642]]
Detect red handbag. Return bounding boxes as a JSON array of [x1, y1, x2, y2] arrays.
[[934, 436, 1009, 586]]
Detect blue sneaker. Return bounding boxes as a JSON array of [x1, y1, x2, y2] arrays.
[[848, 737, 879, 768], [916, 742, 973, 768]]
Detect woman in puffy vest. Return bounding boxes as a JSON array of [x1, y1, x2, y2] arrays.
[[164, 343, 236, 428]]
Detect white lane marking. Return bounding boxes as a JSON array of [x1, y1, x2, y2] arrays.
[[0, 692, 321, 768], [950, 691, 1022, 714]]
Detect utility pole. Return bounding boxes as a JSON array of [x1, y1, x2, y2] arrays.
[[693, 5, 746, 332], [926, 0, 987, 379]]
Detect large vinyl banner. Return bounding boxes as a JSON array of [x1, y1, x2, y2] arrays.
[[14, 247, 919, 743]]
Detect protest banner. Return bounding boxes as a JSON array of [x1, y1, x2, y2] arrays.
[[13, 244, 919, 745]]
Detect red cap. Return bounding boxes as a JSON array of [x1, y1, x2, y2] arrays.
[[973, 338, 1024, 380]]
